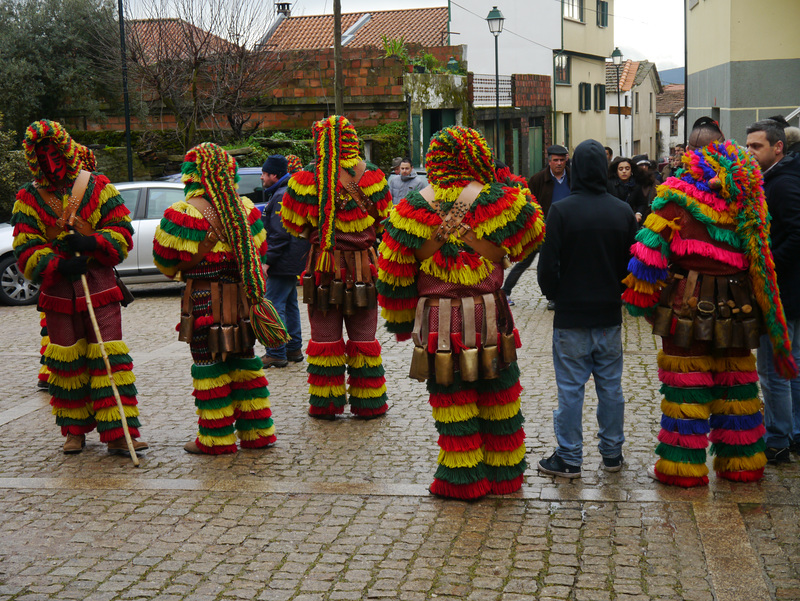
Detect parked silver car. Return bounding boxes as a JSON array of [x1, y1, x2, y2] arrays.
[[0, 181, 186, 305]]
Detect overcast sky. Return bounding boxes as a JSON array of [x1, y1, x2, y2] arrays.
[[286, 0, 685, 70]]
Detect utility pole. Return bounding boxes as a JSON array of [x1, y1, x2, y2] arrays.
[[333, 0, 344, 115], [117, 0, 133, 181]]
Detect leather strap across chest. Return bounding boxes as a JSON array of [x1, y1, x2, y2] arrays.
[[174, 196, 229, 274], [337, 160, 378, 220], [414, 182, 506, 263], [37, 170, 92, 241]]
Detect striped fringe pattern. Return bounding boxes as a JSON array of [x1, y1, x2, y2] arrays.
[[478, 362, 527, 495], [307, 338, 347, 417], [38, 312, 50, 388], [191, 356, 275, 454], [653, 350, 765, 486], [427, 361, 527, 499], [428, 370, 491, 500], [346, 339, 388, 417], [45, 339, 141, 442]]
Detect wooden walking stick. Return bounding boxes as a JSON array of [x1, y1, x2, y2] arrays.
[[75, 247, 140, 467]]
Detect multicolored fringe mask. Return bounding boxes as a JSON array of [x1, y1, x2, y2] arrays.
[[311, 115, 361, 273], [181, 143, 289, 348], [285, 154, 303, 174], [426, 126, 496, 203], [22, 120, 81, 189], [76, 145, 97, 172]]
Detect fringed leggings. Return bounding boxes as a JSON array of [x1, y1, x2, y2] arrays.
[[44, 304, 140, 442], [306, 305, 388, 417], [188, 288, 275, 454], [428, 362, 527, 500], [654, 342, 766, 487], [38, 312, 50, 387]]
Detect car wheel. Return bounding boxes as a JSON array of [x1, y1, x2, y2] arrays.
[[0, 255, 40, 306]]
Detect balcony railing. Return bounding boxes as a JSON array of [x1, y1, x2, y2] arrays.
[[473, 74, 512, 108]]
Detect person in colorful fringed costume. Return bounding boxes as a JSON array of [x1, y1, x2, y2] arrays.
[[36, 144, 98, 392], [280, 115, 392, 420], [623, 118, 797, 487], [377, 126, 545, 500], [11, 120, 148, 455], [153, 142, 288, 454]]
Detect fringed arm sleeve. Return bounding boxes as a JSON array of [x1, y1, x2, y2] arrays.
[[376, 190, 435, 336], [471, 184, 545, 263], [622, 210, 675, 317]]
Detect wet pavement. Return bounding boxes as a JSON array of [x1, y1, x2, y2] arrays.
[[0, 273, 798, 601]]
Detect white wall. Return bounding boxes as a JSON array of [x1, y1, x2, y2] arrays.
[[448, 0, 559, 77]]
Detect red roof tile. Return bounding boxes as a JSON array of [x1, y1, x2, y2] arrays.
[[128, 19, 238, 63], [265, 7, 448, 50]]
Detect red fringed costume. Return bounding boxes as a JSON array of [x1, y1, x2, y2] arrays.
[[377, 126, 545, 499], [280, 116, 392, 419]]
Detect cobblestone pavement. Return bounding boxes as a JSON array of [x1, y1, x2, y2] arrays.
[[0, 271, 798, 601]]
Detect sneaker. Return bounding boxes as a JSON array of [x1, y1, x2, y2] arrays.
[[765, 447, 791, 464], [507, 297, 515, 307], [538, 452, 581, 478], [287, 349, 304, 363], [546, 300, 556, 311], [602, 454, 624, 472], [63, 433, 85, 454], [262, 355, 288, 368]]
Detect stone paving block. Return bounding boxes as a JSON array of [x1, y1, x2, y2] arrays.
[[0, 279, 799, 600]]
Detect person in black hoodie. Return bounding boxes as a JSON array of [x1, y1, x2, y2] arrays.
[[260, 155, 311, 368], [536, 139, 638, 478], [746, 119, 800, 461]]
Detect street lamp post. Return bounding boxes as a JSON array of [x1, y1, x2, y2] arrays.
[[611, 47, 623, 157], [486, 6, 504, 156]]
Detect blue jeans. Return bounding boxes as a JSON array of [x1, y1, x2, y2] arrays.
[[265, 275, 302, 359], [552, 326, 626, 466], [757, 319, 800, 448]]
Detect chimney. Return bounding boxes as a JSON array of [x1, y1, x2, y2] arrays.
[[276, 2, 291, 17]]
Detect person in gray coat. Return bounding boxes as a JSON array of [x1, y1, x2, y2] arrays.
[[388, 158, 427, 204]]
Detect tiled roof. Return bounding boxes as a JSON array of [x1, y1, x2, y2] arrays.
[[657, 84, 685, 116], [128, 19, 238, 63], [605, 60, 661, 93], [264, 7, 448, 50]]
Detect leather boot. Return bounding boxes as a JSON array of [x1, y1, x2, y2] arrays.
[[184, 439, 203, 454], [107, 437, 149, 456], [63, 433, 85, 454]]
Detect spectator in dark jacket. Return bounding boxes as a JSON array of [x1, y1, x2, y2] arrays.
[[747, 119, 800, 461], [536, 139, 638, 478], [607, 156, 636, 211], [260, 155, 311, 368], [629, 154, 657, 225], [505, 145, 571, 309]]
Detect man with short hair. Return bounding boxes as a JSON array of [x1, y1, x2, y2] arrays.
[[260, 154, 310, 368], [388, 157, 427, 204], [605, 146, 613, 163], [510, 144, 572, 310], [747, 118, 800, 463], [537, 139, 638, 478]]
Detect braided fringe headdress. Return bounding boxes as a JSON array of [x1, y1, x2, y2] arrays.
[[426, 126, 496, 203], [76, 144, 97, 172], [22, 120, 81, 188], [181, 143, 288, 348], [682, 140, 797, 379], [311, 115, 361, 273], [285, 154, 303, 174]]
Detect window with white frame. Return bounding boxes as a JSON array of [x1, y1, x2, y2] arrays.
[[564, 0, 584, 22]]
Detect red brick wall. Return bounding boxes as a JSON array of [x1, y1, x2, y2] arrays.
[[82, 45, 465, 133]]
